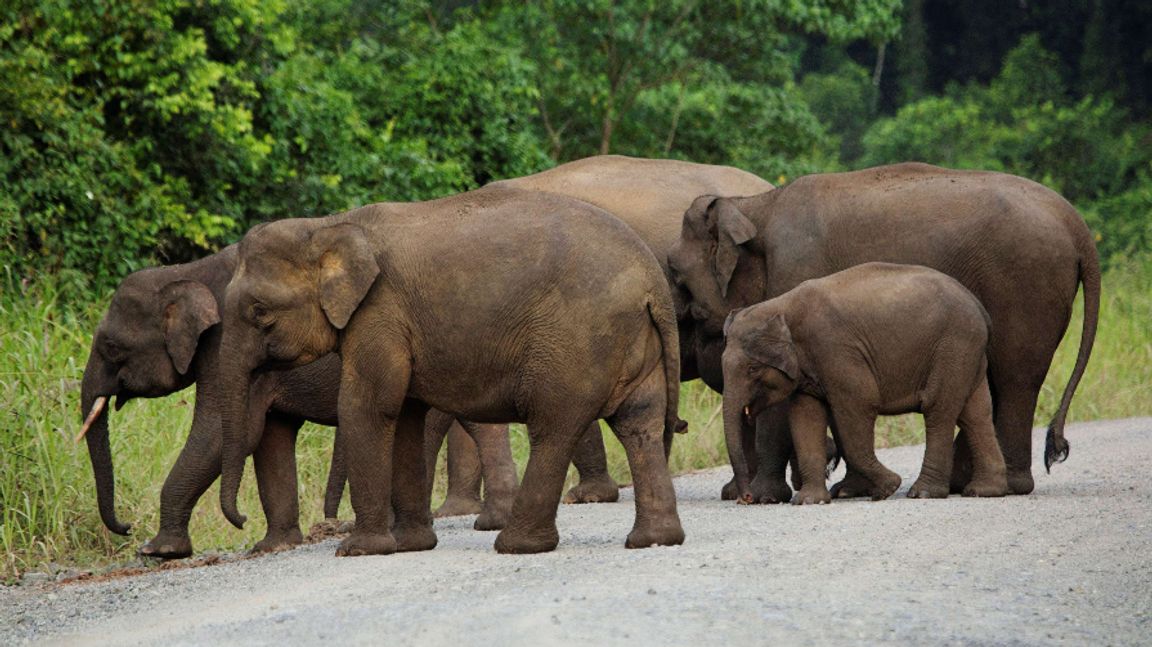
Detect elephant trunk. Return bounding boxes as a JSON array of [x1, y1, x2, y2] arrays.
[[722, 386, 754, 504], [218, 326, 258, 530], [80, 352, 131, 535]]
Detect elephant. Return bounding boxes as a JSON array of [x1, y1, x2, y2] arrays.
[[721, 263, 1009, 505], [80, 154, 769, 559], [80, 247, 518, 559], [668, 162, 1100, 502], [216, 185, 687, 556], [491, 154, 773, 502]]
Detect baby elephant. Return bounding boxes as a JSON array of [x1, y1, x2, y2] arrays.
[[721, 262, 1009, 504]]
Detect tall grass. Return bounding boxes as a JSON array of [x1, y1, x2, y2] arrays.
[[1, 255, 1149, 580]]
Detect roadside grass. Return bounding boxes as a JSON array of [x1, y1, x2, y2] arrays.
[[2, 255, 1148, 581]]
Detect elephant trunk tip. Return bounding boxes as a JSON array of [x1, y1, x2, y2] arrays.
[[103, 515, 132, 536], [1043, 424, 1070, 473], [221, 496, 247, 530]]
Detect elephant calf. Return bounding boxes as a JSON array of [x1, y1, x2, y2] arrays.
[[721, 262, 1009, 504]]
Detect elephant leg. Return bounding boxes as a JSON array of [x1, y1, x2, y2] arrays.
[[434, 416, 485, 518], [335, 363, 406, 557], [140, 420, 221, 559], [959, 374, 1009, 497], [562, 422, 620, 504], [462, 421, 518, 531], [721, 415, 759, 500], [422, 410, 450, 495], [143, 382, 272, 559], [746, 405, 793, 504], [323, 426, 346, 519], [907, 411, 957, 500], [391, 401, 437, 553], [949, 429, 973, 494], [981, 296, 1070, 495], [251, 413, 305, 553], [788, 395, 832, 505], [605, 369, 684, 549], [990, 376, 1044, 495], [494, 414, 587, 554], [827, 403, 900, 500]]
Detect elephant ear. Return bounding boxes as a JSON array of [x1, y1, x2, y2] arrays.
[[742, 313, 799, 381], [707, 197, 757, 298], [160, 280, 221, 375], [309, 223, 381, 330], [722, 308, 744, 338]]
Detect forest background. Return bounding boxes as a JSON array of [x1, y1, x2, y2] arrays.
[[2, 0, 1150, 579]]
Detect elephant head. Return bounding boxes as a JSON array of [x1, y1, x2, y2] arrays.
[[79, 272, 220, 535], [720, 308, 799, 501], [667, 195, 765, 340], [218, 220, 379, 529]]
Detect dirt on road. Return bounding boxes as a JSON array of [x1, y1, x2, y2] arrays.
[[2, 419, 1150, 646]]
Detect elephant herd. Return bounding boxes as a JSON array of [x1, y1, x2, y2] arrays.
[[78, 155, 1099, 558]]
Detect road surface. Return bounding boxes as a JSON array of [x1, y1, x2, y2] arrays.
[[2, 419, 1150, 645]]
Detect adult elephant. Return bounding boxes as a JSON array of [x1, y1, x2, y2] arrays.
[[80, 155, 771, 558], [491, 155, 773, 503], [80, 249, 517, 559], [668, 162, 1100, 500], [217, 186, 687, 555]]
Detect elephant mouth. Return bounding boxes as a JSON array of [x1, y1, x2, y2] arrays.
[[741, 395, 772, 424]]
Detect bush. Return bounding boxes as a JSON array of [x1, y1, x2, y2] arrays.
[[860, 34, 1151, 209]]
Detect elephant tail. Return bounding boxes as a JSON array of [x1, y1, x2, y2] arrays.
[[1045, 227, 1102, 472], [648, 295, 688, 438]]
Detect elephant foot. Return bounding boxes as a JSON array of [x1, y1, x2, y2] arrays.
[[720, 477, 740, 501], [747, 473, 792, 504], [138, 531, 193, 560], [474, 502, 512, 531], [950, 458, 973, 495], [625, 518, 685, 549], [251, 527, 304, 555], [869, 472, 902, 501], [433, 495, 484, 518], [907, 478, 949, 499], [791, 485, 832, 505], [962, 474, 1009, 498], [562, 475, 620, 504], [494, 525, 560, 554], [830, 471, 873, 499], [306, 518, 355, 543], [1007, 469, 1034, 495], [336, 530, 397, 557], [393, 524, 438, 552]]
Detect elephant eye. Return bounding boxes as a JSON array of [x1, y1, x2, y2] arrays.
[[249, 303, 273, 328], [101, 339, 126, 362]]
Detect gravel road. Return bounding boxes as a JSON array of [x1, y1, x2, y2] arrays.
[[3, 418, 1150, 646]]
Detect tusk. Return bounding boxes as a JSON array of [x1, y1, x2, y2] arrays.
[[75, 396, 108, 442], [744, 406, 750, 417]]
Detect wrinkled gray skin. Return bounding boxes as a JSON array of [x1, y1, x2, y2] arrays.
[[81, 155, 770, 559], [80, 248, 517, 559], [492, 155, 773, 503], [669, 163, 1100, 503], [217, 186, 687, 556], [721, 263, 1009, 506]]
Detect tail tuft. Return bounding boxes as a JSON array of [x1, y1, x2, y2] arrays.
[[1044, 425, 1070, 473]]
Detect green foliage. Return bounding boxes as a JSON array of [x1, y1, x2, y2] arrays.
[[0, 0, 554, 293], [1082, 169, 1152, 264], [797, 60, 877, 162], [860, 33, 1151, 250], [485, 0, 897, 167]]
